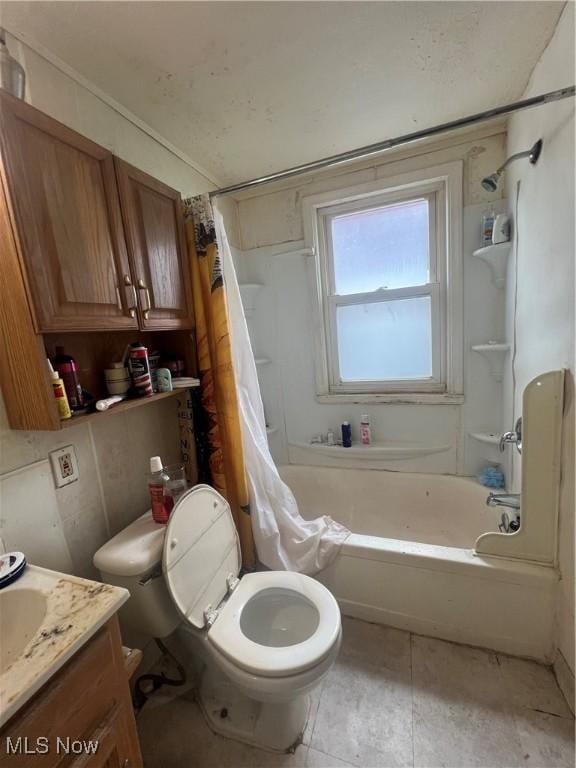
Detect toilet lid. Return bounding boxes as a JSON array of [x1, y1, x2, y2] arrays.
[[208, 571, 341, 676], [163, 485, 240, 629]]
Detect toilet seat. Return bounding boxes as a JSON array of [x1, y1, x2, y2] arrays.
[[163, 485, 341, 679], [163, 485, 241, 629], [208, 571, 341, 677]]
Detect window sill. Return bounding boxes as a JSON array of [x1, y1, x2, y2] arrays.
[[315, 392, 464, 405]]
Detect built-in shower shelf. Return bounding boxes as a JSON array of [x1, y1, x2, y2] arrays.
[[472, 243, 510, 288], [289, 440, 451, 461], [471, 343, 511, 381], [255, 357, 271, 366], [239, 283, 263, 317], [469, 432, 501, 446]]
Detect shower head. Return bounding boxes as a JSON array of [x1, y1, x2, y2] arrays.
[[481, 139, 543, 192], [481, 173, 500, 192]]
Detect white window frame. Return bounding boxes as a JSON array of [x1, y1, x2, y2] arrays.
[[302, 161, 464, 404]]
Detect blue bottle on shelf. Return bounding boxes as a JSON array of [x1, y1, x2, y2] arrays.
[[341, 421, 352, 448]]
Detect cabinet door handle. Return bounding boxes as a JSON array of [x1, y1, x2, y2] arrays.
[[123, 275, 137, 319], [137, 278, 151, 320]]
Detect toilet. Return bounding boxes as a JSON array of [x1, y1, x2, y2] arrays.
[[93, 484, 342, 752]]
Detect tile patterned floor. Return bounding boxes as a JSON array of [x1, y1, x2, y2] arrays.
[[137, 617, 574, 768]]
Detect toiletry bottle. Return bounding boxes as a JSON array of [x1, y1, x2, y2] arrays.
[[148, 456, 174, 524], [481, 211, 496, 245], [156, 367, 173, 393], [341, 421, 352, 448], [53, 346, 84, 410], [0, 29, 26, 99], [47, 359, 72, 420], [128, 343, 153, 397], [326, 428, 335, 446], [360, 414, 372, 445]]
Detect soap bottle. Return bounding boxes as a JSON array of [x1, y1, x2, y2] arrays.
[[148, 456, 174, 524], [360, 414, 372, 445], [47, 359, 72, 421]]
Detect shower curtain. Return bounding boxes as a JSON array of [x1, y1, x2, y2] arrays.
[[214, 206, 350, 574], [184, 196, 256, 569]]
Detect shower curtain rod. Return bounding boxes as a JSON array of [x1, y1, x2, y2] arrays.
[[210, 85, 575, 198]]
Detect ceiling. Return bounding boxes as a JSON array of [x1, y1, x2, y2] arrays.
[[1, 1, 565, 186]]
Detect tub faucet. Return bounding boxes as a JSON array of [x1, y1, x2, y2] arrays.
[[486, 492, 521, 510]]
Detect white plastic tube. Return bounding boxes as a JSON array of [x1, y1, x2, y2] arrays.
[[95, 395, 127, 412]]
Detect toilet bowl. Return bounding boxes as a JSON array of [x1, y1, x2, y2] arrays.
[[93, 484, 341, 752]]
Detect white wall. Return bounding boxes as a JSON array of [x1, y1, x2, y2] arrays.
[[0, 35, 209, 581], [234, 129, 509, 476], [504, 4, 575, 675]]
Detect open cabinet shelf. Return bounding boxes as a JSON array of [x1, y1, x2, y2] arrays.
[[61, 389, 187, 428]]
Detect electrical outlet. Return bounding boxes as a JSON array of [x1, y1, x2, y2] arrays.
[[49, 445, 79, 488]]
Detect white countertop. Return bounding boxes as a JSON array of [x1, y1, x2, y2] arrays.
[[0, 564, 128, 728]]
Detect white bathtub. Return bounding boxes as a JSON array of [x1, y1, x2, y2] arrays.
[[279, 465, 557, 662]]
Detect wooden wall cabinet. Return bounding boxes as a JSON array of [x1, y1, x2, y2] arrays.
[[0, 92, 194, 335], [0, 617, 143, 768], [115, 159, 194, 330], [0, 91, 197, 431], [0, 92, 138, 333]]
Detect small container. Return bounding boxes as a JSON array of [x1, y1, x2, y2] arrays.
[[48, 359, 72, 420], [341, 421, 352, 448], [105, 363, 129, 380], [148, 351, 161, 392], [105, 363, 130, 396], [0, 29, 26, 100], [106, 379, 131, 396], [148, 456, 173, 525], [128, 343, 153, 397], [163, 463, 188, 505], [156, 368, 173, 393], [326, 428, 335, 446], [360, 414, 372, 445], [481, 211, 496, 245], [164, 357, 186, 378]]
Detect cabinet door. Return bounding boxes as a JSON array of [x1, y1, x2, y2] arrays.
[[115, 159, 194, 330], [68, 703, 139, 768], [0, 92, 138, 331]]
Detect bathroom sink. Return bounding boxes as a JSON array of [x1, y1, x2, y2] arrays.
[[0, 588, 48, 673], [0, 564, 129, 728]]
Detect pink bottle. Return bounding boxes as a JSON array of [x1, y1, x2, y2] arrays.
[[360, 415, 372, 445]]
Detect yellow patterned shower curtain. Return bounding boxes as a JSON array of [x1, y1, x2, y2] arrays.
[[183, 195, 256, 569]]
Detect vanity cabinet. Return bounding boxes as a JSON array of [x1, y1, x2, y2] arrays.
[[0, 617, 143, 768], [115, 159, 194, 330], [0, 91, 138, 333]]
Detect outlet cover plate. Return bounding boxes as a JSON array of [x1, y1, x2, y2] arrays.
[[49, 445, 79, 488]]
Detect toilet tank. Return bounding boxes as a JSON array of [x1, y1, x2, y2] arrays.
[[93, 511, 181, 638]]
